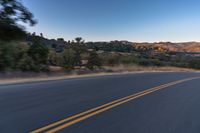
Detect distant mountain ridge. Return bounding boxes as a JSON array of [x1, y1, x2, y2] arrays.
[[26, 34, 200, 53]]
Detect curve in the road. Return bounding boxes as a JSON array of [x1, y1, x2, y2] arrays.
[[31, 76, 200, 133]]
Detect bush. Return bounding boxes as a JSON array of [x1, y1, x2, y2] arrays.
[[138, 59, 164, 66], [87, 51, 102, 70], [17, 54, 36, 71], [188, 58, 200, 69], [0, 40, 49, 72], [0, 41, 29, 71], [138, 59, 151, 66], [0, 42, 14, 71], [28, 41, 49, 65], [119, 55, 138, 64], [99, 53, 120, 65], [62, 48, 76, 70], [49, 51, 63, 66], [151, 59, 164, 66]]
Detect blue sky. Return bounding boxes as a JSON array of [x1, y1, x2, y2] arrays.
[[22, 0, 200, 42]]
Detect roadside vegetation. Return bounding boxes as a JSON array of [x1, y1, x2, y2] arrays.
[[0, 0, 199, 73]]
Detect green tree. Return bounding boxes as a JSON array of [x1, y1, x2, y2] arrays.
[[0, 0, 36, 41], [87, 51, 102, 70], [75, 37, 84, 44], [71, 37, 86, 66], [27, 39, 49, 72], [62, 48, 76, 69]]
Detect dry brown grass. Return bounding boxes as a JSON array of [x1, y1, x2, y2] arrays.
[[0, 65, 198, 85], [103, 64, 198, 72]]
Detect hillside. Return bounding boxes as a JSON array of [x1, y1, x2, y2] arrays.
[[134, 42, 200, 53]]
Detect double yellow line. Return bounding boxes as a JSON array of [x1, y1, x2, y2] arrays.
[[31, 77, 199, 133]]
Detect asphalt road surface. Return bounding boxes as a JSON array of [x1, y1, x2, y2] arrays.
[[0, 72, 200, 133]]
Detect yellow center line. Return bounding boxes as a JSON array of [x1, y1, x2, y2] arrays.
[[30, 77, 200, 133], [30, 85, 162, 133], [30, 80, 173, 133]]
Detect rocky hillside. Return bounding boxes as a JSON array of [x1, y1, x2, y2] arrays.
[[134, 42, 200, 53]]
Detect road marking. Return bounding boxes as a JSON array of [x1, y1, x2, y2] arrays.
[[31, 77, 200, 133]]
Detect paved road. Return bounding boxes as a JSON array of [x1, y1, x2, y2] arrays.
[[0, 72, 200, 133]]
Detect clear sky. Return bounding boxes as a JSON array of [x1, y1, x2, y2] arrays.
[[22, 0, 200, 42]]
